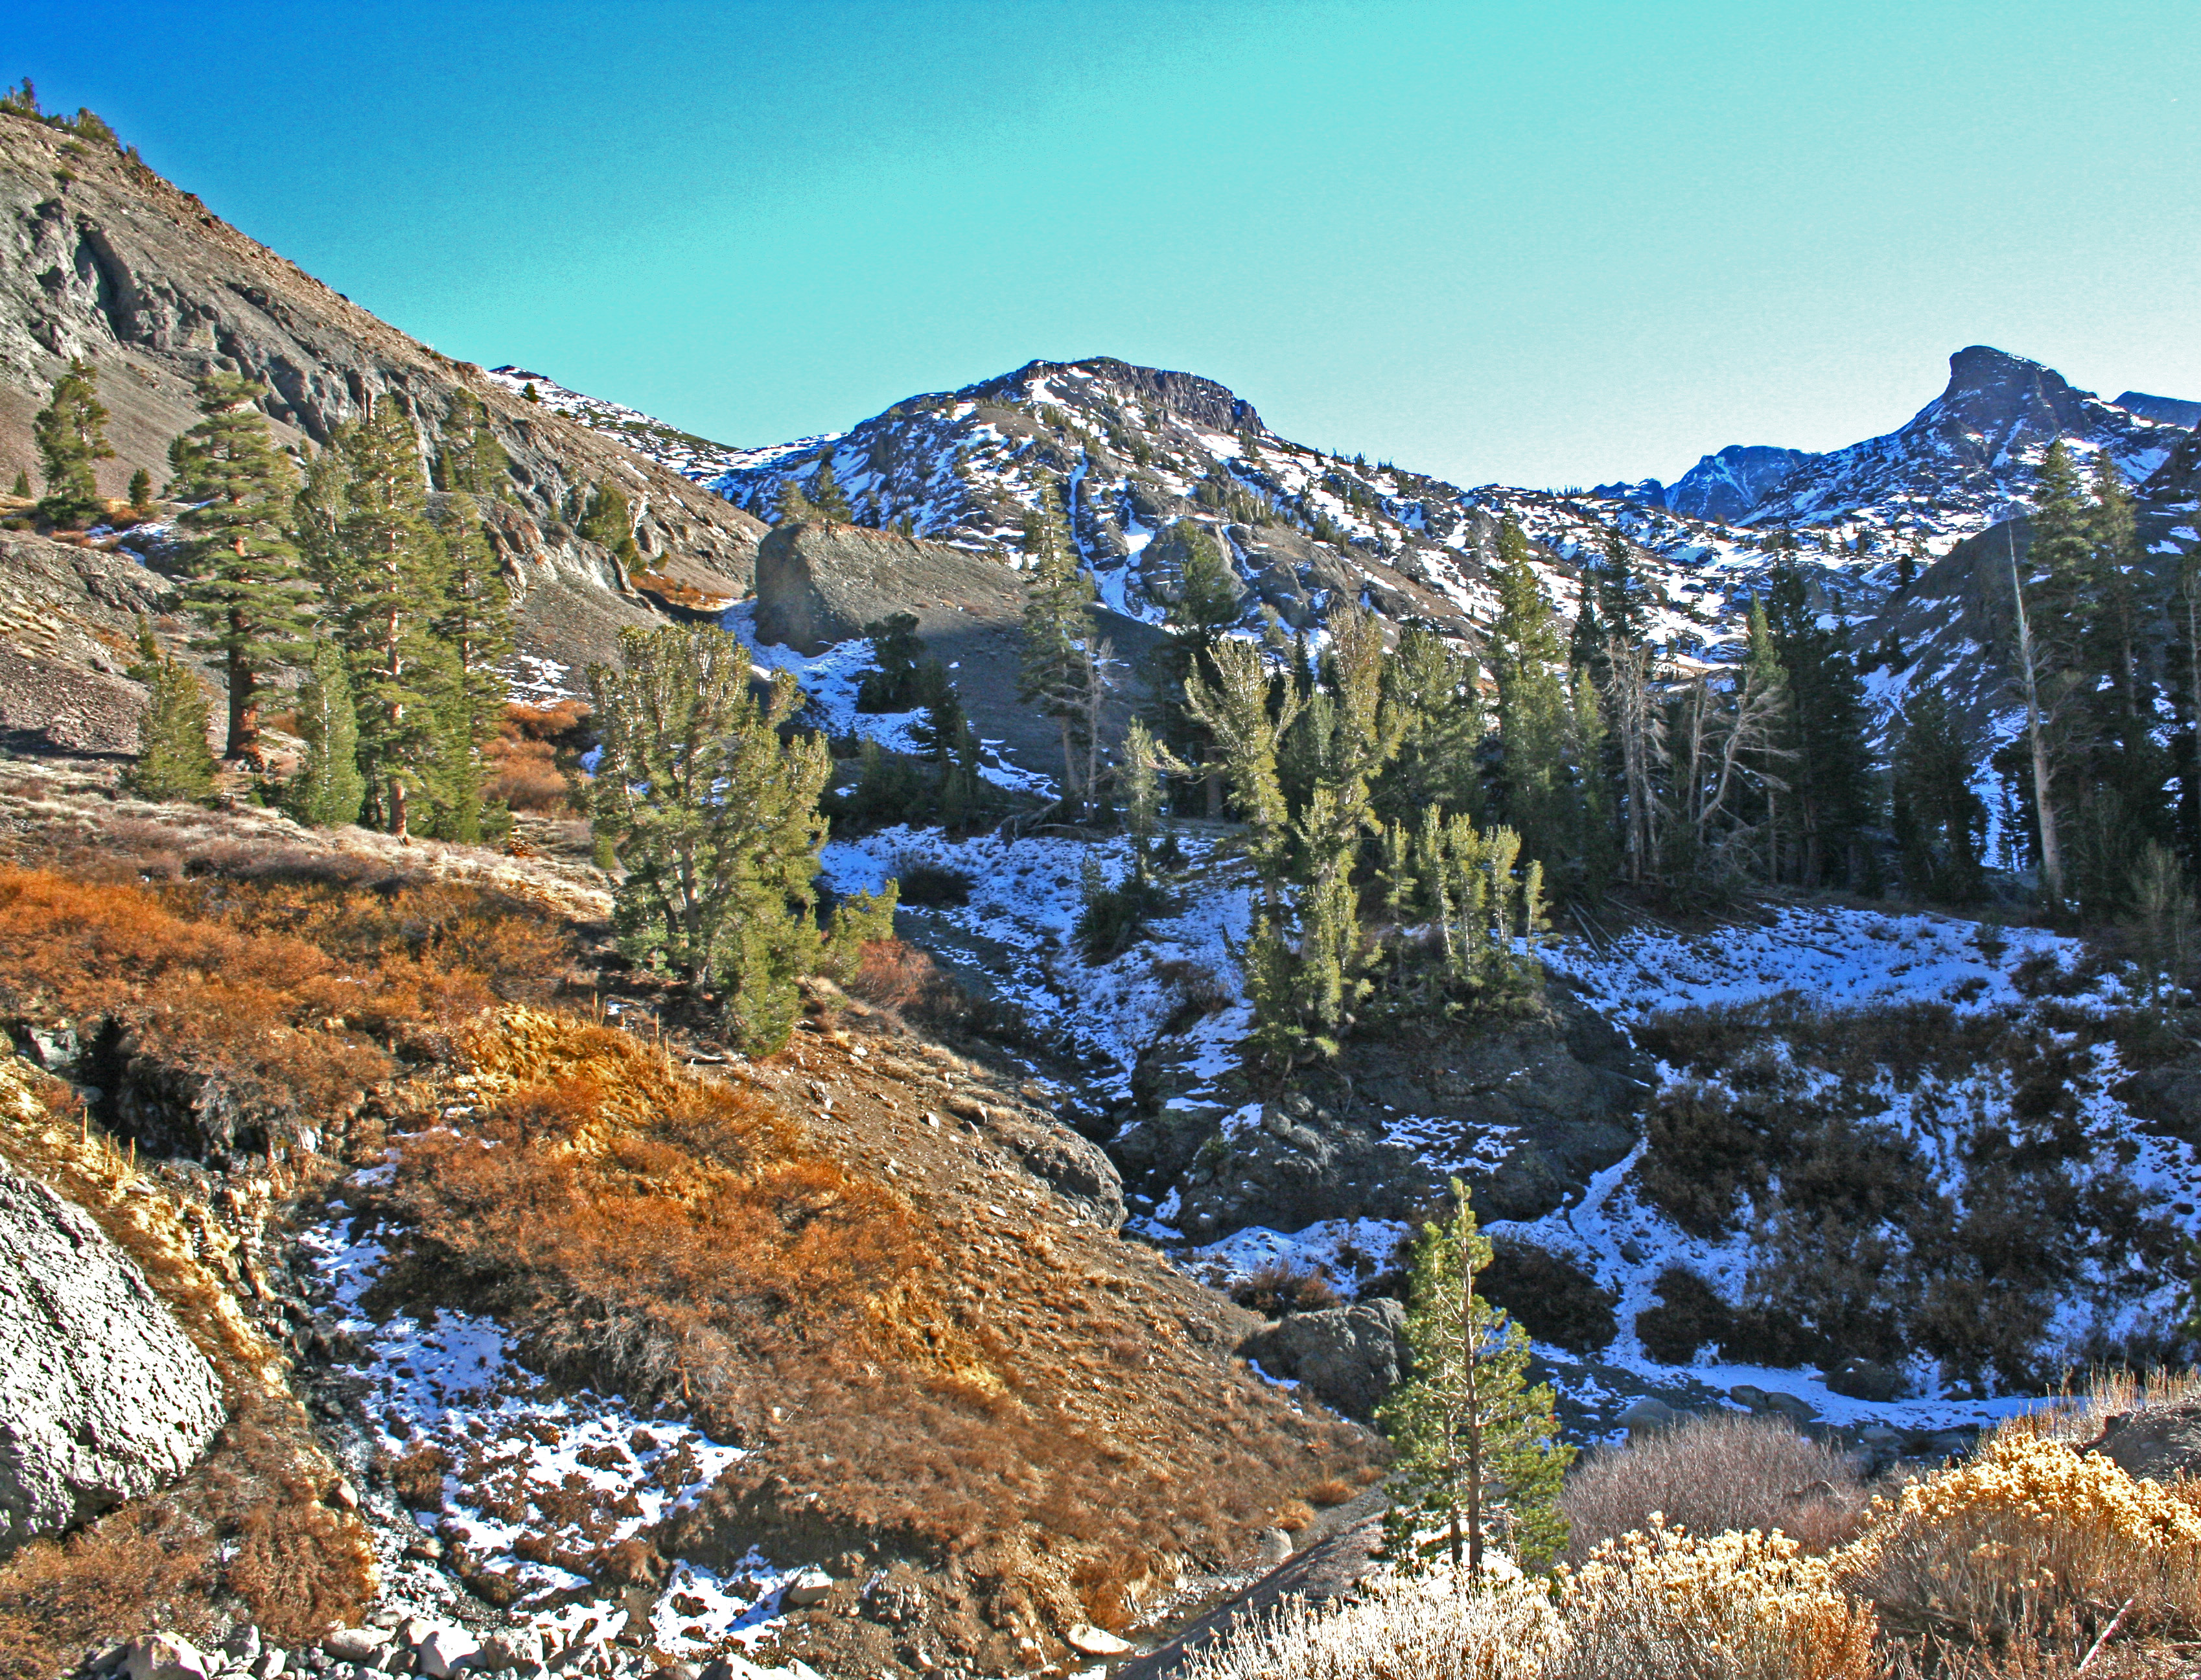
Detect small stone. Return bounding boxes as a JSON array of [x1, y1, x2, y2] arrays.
[[1618, 1397, 1679, 1436], [248, 1656, 286, 1680], [322, 1632, 390, 1664], [782, 1567, 835, 1607], [223, 1628, 264, 1662], [1826, 1357, 1909, 1403], [1065, 1626, 1131, 1657], [415, 1628, 482, 1678], [123, 1635, 214, 1680]]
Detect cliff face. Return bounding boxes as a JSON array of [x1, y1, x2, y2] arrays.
[[0, 110, 768, 691], [0, 1150, 226, 1556]]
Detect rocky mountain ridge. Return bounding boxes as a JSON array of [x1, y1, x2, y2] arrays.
[[0, 110, 769, 692]]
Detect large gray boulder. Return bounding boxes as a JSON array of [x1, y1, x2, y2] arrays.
[[2082, 1400, 2201, 1485], [749, 520, 1163, 783], [0, 1158, 225, 1554], [1239, 1298, 1408, 1421]]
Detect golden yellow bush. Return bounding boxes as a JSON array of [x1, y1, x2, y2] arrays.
[[1551, 1520, 1878, 1680], [1843, 1430, 2201, 1644]]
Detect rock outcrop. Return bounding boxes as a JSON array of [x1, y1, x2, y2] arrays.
[[1239, 1300, 1408, 1421], [2082, 1400, 2201, 1485], [750, 519, 1163, 779], [1156, 988, 1653, 1242], [0, 1154, 226, 1554], [0, 110, 765, 695]]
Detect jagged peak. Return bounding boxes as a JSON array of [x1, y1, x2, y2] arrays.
[[959, 356, 1263, 437]]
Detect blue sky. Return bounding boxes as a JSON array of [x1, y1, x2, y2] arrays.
[[14, 1, 2198, 487]]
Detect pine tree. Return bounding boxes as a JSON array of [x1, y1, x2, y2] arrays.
[[432, 390, 510, 497], [809, 457, 852, 522], [1018, 473, 1102, 814], [299, 397, 452, 838], [1378, 1178, 1572, 1575], [1371, 626, 1483, 831], [167, 371, 314, 763], [1486, 520, 1585, 885], [856, 612, 927, 712], [579, 482, 642, 566], [8, 469, 28, 498], [1145, 523, 1242, 817], [773, 477, 816, 524], [1185, 637, 1305, 1086], [421, 495, 515, 841], [126, 467, 152, 515], [32, 358, 113, 528], [587, 625, 874, 1053], [520, 382, 540, 404], [286, 640, 366, 828], [123, 625, 217, 805], [1764, 556, 1875, 886], [1891, 687, 1986, 902]]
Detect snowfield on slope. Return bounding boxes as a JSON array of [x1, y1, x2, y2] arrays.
[[839, 829, 2198, 1441], [305, 1187, 811, 1664]]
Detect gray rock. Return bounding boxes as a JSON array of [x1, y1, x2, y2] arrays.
[[323, 1632, 391, 1664], [2082, 1399, 2201, 1484], [1618, 1397, 1680, 1437], [1825, 1357, 1909, 1403], [1239, 1298, 1407, 1421], [247, 1655, 286, 1680], [749, 520, 1161, 786], [415, 1627, 482, 1677], [1118, 1516, 1388, 1680], [122, 1635, 213, 1680], [782, 1567, 835, 1607], [0, 1158, 226, 1554], [222, 1628, 264, 1662]]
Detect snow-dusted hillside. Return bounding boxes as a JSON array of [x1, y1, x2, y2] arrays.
[[500, 345, 2195, 717], [484, 366, 824, 487]]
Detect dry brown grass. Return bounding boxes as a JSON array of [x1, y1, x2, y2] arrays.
[[483, 701, 589, 816], [1562, 1412, 1870, 1565], [0, 1057, 373, 1662], [0, 1503, 215, 1680], [367, 1006, 1375, 1642]]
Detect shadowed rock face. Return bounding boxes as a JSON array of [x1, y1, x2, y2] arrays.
[[0, 1156, 225, 1554], [751, 519, 1165, 780]]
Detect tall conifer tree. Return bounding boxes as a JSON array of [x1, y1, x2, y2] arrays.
[[167, 371, 314, 763], [32, 358, 113, 528]]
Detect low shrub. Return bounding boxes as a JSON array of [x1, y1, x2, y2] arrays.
[[1843, 1430, 2201, 1649], [1479, 1241, 1618, 1354], [1561, 1411, 1867, 1565], [483, 701, 590, 815], [1176, 1569, 1561, 1680], [1552, 1522, 1879, 1680], [1230, 1261, 1341, 1319], [896, 861, 972, 907], [1633, 1266, 1732, 1364]]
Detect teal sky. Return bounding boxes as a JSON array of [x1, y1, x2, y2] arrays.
[[16, 1, 2200, 487]]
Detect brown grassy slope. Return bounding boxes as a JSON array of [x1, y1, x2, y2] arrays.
[[0, 839, 595, 1673], [368, 1001, 1377, 1664], [0, 1056, 373, 1677]]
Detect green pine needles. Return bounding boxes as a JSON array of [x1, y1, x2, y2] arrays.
[[1379, 1177, 1573, 1577], [286, 641, 366, 828], [168, 371, 314, 764], [32, 358, 114, 529], [586, 625, 896, 1054], [124, 625, 217, 805]]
